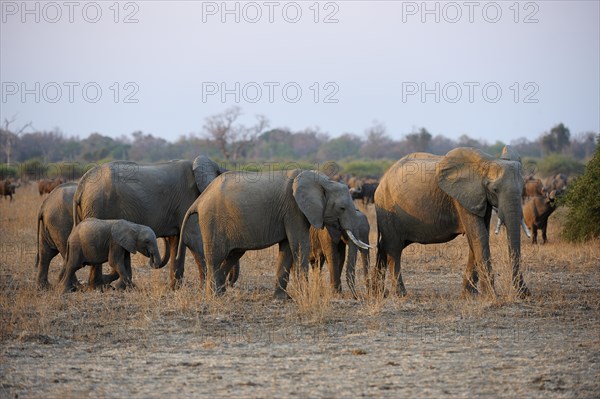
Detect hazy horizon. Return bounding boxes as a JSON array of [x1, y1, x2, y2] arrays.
[[1, 1, 598, 143]]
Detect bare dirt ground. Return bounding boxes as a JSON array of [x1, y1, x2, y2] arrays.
[[1, 184, 599, 398]]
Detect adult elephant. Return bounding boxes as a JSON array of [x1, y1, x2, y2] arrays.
[[73, 156, 226, 289], [309, 209, 370, 298], [179, 169, 370, 298], [375, 147, 529, 298], [36, 182, 79, 289], [36, 182, 169, 290]]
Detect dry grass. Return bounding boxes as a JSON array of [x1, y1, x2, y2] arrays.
[[1, 185, 599, 397]]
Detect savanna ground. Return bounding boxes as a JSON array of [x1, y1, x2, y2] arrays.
[[1, 184, 599, 398]]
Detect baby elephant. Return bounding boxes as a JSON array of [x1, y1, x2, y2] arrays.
[[61, 218, 160, 293]]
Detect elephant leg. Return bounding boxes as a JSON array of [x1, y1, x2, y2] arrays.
[[61, 257, 84, 293], [169, 236, 185, 290], [458, 209, 495, 298], [226, 261, 240, 287], [222, 252, 243, 288], [531, 225, 538, 244], [111, 253, 133, 290], [274, 241, 293, 300], [190, 249, 206, 285], [36, 245, 58, 290], [323, 240, 342, 293], [88, 264, 106, 290], [345, 244, 358, 298], [360, 248, 370, 292], [462, 246, 479, 296], [388, 250, 407, 296]]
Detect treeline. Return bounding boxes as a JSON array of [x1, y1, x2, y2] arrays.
[[1, 108, 597, 179]]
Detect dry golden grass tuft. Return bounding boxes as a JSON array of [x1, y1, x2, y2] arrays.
[[1, 185, 599, 397]]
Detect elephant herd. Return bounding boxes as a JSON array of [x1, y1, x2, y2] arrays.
[[31, 145, 570, 299]]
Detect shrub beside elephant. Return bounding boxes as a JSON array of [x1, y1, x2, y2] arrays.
[[523, 191, 560, 244], [375, 147, 529, 298], [309, 209, 370, 297], [73, 156, 228, 289], [179, 169, 370, 298], [60, 218, 160, 293]]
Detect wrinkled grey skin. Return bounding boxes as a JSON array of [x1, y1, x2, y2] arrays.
[[523, 191, 559, 244], [375, 147, 529, 298], [35, 182, 78, 289], [179, 170, 370, 299], [309, 209, 370, 298], [61, 218, 160, 293], [35, 182, 169, 290], [73, 156, 230, 290]]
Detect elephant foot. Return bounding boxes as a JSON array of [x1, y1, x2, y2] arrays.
[[114, 278, 134, 290], [36, 280, 51, 291], [61, 284, 77, 294], [396, 284, 407, 297], [102, 272, 119, 285], [273, 289, 291, 300], [460, 287, 479, 299]]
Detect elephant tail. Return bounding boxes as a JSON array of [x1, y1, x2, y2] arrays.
[[35, 210, 43, 270], [72, 188, 82, 228], [176, 205, 198, 263], [375, 229, 387, 272]]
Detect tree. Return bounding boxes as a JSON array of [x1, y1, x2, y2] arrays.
[[561, 134, 600, 242], [540, 123, 571, 156], [403, 127, 432, 153], [317, 133, 362, 161], [360, 122, 393, 159], [203, 106, 269, 161], [1, 117, 32, 165]]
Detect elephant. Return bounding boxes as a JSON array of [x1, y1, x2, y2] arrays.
[[35, 182, 169, 290], [374, 147, 529, 298], [38, 177, 65, 195], [178, 169, 370, 298], [309, 208, 370, 297], [35, 182, 78, 289], [73, 156, 230, 290], [60, 218, 160, 293], [1, 179, 16, 200], [523, 191, 559, 244]]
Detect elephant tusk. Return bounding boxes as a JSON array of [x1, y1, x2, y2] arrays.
[[346, 230, 371, 250], [521, 218, 531, 238]]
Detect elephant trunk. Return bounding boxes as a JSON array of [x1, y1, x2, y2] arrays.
[[148, 237, 170, 269], [502, 204, 530, 297]]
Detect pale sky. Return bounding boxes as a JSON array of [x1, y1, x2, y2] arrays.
[[1, 1, 599, 143]]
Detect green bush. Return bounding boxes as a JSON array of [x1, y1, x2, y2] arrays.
[[339, 160, 394, 178], [536, 154, 585, 177], [561, 136, 600, 242]]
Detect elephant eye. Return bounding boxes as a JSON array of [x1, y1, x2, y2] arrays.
[[340, 206, 346, 211]]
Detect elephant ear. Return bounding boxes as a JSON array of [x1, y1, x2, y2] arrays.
[[293, 171, 326, 229], [436, 147, 493, 218], [112, 221, 138, 254], [192, 156, 225, 193], [499, 145, 521, 163]]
